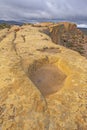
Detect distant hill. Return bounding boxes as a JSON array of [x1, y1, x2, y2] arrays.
[[78, 28, 87, 35], [0, 20, 23, 25]]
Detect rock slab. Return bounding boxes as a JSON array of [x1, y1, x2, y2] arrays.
[[0, 23, 87, 130]]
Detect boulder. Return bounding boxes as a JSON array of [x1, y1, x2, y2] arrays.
[[49, 22, 87, 57]]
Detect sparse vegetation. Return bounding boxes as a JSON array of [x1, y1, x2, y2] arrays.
[[64, 41, 73, 48], [0, 23, 11, 29], [75, 46, 84, 54]]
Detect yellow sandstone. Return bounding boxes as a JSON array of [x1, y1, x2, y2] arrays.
[[0, 23, 87, 130]]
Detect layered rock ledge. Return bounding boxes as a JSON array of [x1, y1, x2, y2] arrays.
[[0, 23, 87, 130]]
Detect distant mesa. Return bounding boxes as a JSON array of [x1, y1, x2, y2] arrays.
[[33, 22, 54, 27]]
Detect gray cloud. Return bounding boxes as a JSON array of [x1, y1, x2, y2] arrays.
[[0, 0, 87, 21]]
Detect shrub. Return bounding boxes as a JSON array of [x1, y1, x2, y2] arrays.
[[0, 23, 11, 29]]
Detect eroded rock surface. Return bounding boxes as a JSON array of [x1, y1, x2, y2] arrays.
[[0, 23, 87, 130], [29, 64, 66, 96], [49, 22, 87, 57]]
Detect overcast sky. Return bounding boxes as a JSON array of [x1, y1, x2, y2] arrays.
[[0, 0, 87, 21]]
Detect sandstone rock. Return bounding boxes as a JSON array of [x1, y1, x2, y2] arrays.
[[49, 22, 87, 57], [0, 23, 87, 130], [33, 22, 54, 27]]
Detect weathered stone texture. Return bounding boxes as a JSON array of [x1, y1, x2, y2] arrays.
[[0, 23, 87, 130]]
